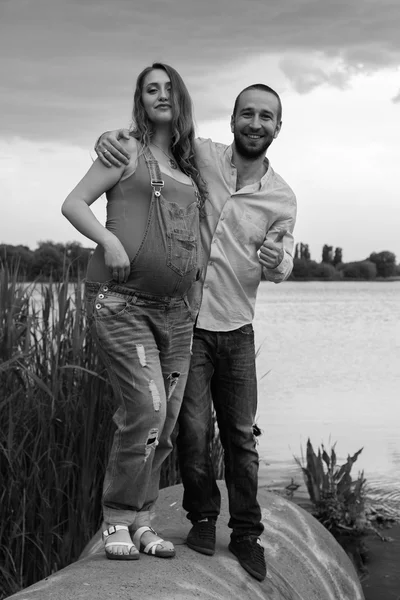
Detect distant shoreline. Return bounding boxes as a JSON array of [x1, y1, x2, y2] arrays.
[[273, 276, 400, 283], [18, 276, 400, 285]]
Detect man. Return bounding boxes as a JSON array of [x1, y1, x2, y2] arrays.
[[95, 83, 296, 582]]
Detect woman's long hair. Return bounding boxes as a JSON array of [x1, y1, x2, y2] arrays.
[[130, 62, 208, 210]]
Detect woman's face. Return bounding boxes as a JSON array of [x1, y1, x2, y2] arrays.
[[141, 69, 173, 125]]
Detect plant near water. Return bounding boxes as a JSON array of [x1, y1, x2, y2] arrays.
[[0, 264, 225, 599], [295, 439, 370, 572], [0, 266, 116, 598], [295, 439, 367, 535]]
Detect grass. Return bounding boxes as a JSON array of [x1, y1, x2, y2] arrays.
[[0, 264, 224, 599]]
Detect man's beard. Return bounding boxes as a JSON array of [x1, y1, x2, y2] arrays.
[[233, 131, 273, 159]]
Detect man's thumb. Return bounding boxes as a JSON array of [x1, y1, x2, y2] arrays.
[[274, 229, 287, 243]]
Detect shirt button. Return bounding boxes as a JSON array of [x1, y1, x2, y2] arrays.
[[95, 303, 101, 310], [209, 261, 213, 266], [98, 293, 105, 299], [204, 284, 209, 289]]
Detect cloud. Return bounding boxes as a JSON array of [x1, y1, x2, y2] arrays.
[[1, 0, 400, 144], [279, 54, 359, 94], [2, 67, 400, 262]]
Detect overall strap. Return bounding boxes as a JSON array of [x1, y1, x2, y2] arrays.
[[142, 146, 164, 197]]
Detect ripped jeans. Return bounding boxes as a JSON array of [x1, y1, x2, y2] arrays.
[[86, 281, 194, 526]]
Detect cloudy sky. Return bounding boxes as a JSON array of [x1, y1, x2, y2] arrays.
[[1, 0, 399, 262]]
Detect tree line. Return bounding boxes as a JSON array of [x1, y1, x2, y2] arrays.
[[291, 243, 399, 280], [0, 241, 398, 281], [0, 241, 93, 280]]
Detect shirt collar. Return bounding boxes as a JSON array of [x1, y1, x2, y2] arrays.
[[227, 144, 271, 190]]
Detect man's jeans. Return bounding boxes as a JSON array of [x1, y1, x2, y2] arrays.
[[177, 325, 263, 538]]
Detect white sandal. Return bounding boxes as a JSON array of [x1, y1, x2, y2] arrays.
[[103, 525, 139, 561], [132, 526, 175, 558]]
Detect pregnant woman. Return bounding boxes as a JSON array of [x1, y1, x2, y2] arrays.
[[62, 62, 206, 560]]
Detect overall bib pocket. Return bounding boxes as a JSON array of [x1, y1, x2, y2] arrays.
[[167, 229, 198, 276]]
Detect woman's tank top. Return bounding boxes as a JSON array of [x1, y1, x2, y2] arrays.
[[86, 148, 201, 297]]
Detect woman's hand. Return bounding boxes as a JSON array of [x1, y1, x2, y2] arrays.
[[103, 236, 131, 283], [95, 129, 131, 167]]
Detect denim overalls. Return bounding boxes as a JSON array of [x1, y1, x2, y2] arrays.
[[85, 147, 201, 525]]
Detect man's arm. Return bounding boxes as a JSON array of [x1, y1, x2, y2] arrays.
[[95, 129, 131, 167], [97, 133, 226, 168]]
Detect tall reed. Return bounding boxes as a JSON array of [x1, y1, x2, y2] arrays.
[[0, 266, 115, 597], [0, 265, 223, 599]]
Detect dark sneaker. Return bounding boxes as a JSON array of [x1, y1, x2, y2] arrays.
[[186, 518, 216, 556], [229, 537, 266, 581]]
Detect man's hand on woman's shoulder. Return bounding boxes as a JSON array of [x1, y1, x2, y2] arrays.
[[95, 129, 131, 167]]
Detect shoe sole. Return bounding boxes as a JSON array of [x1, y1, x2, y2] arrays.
[[228, 543, 266, 582], [186, 539, 215, 556], [105, 551, 140, 561]]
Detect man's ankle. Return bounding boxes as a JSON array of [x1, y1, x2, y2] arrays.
[[194, 517, 217, 524]]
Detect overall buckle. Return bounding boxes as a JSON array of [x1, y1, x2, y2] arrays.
[[151, 179, 164, 197]]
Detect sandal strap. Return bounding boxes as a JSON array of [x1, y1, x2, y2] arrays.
[[132, 526, 172, 555], [103, 524, 130, 539], [143, 539, 165, 554], [105, 542, 134, 549], [132, 526, 154, 548]]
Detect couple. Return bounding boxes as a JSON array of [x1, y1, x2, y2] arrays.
[[62, 62, 296, 583]]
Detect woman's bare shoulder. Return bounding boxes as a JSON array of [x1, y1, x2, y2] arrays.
[[121, 135, 140, 156], [120, 136, 141, 180]]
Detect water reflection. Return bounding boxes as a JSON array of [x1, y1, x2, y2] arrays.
[[254, 281, 400, 512]]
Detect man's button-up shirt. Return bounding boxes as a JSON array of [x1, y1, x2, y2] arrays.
[[190, 138, 297, 332]]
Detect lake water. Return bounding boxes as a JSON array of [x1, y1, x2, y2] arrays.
[[27, 280, 400, 512], [253, 280, 400, 513]]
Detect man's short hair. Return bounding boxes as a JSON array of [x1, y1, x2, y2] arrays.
[[232, 84, 282, 122]]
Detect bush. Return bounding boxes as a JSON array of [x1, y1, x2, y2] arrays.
[[291, 258, 319, 279], [0, 242, 93, 282], [341, 260, 377, 280], [312, 262, 342, 280], [368, 251, 396, 278]]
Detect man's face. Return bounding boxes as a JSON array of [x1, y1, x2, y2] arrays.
[[231, 90, 281, 159]]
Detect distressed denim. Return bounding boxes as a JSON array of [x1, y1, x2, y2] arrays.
[[177, 325, 263, 538], [86, 282, 194, 526], [83, 146, 201, 527]]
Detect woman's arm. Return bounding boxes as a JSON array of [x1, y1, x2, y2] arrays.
[[62, 142, 135, 282]]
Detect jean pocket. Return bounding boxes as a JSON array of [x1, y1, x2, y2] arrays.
[[93, 293, 129, 320], [238, 323, 254, 336], [167, 230, 198, 276]]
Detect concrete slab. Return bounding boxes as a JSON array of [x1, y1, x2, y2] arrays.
[[7, 483, 364, 600]]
